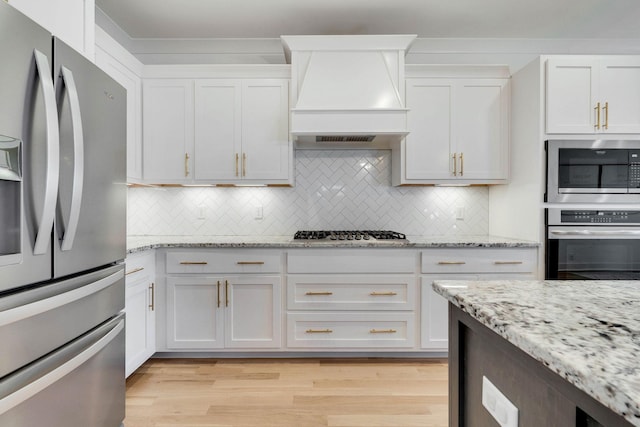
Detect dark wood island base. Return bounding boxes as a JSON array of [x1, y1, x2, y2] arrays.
[[448, 304, 634, 427]]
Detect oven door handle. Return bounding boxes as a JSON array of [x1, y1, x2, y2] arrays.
[[549, 229, 640, 237]]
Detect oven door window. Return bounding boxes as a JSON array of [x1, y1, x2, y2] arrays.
[[558, 149, 628, 191], [547, 238, 640, 280]]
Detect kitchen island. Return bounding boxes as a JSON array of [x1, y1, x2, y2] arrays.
[[433, 279, 640, 427]]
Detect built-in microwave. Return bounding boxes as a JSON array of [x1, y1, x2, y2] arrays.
[[546, 140, 640, 204]]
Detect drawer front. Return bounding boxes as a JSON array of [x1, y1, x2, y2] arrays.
[[421, 248, 537, 274], [287, 312, 415, 348], [287, 249, 416, 274], [125, 251, 155, 280], [287, 275, 415, 311], [166, 250, 282, 274]]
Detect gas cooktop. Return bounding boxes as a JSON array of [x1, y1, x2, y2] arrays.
[[293, 230, 407, 241]]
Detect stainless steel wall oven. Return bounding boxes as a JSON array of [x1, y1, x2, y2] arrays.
[[546, 208, 640, 279]]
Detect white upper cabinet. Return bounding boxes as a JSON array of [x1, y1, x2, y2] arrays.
[[142, 79, 194, 183], [9, 0, 94, 58], [194, 79, 290, 183], [142, 69, 291, 185], [393, 66, 509, 185], [546, 56, 640, 134]]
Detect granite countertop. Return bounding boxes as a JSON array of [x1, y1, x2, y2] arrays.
[[433, 279, 640, 426], [126, 234, 539, 253]]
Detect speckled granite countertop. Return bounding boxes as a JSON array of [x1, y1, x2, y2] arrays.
[[126, 235, 538, 253], [433, 280, 640, 426]]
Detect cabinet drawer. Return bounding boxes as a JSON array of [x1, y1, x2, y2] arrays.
[[287, 249, 415, 274], [125, 251, 155, 281], [287, 275, 415, 311], [287, 312, 415, 348], [421, 248, 536, 274], [166, 250, 282, 274]]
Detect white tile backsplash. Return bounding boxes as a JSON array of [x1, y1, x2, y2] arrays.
[[128, 150, 489, 236]]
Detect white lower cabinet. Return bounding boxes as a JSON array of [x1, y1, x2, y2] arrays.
[[420, 248, 538, 351], [286, 249, 418, 350], [124, 251, 156, 377], [166, 275, 281, 349]]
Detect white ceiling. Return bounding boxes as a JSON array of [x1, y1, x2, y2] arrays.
[[96, 0, 640, 40]]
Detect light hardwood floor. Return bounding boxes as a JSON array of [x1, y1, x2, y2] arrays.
[[125, 358, 448, 427]]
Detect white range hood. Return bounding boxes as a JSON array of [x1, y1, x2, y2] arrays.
[[281, 35, 416, 148]]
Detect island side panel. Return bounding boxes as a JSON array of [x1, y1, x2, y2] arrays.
[[448, 303, 634, 427]]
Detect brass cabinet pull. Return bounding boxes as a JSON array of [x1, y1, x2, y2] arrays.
[[452, 153, 458, 176], [370, 292, 397, 296], [370, 329, 397, 334], [225, 280, 229, 307], [494, 261, 524, 265], [306, 329, 333, 334], [242, 153, 247, 177], [603, 101, 609, 130], [595, 102, 601, 130], [437, 261, 466, 265], [185, 153, 190, 177], [460, 152, 464, 176], [236, 261, 265, 265], [125, 267, 144, 276], [235, 153, 239, 177], [148, 282, 155, 311], [305, 291, 333, 296], [217, 281, 221, 308], [179, 261, 208, 265]]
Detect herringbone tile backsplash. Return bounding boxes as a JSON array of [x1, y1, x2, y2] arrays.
[[128, 150, 489, 236]]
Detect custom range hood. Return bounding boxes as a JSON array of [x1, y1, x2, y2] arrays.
[[281, 35, 416, 148]]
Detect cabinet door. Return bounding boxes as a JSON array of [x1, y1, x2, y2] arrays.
[[546, 57, 598, 134], [125, 275, 155, 377], [166, 277, 224, 349], [241, 80, 290, 180], [600, 58, 640, 133], [421, 275, 478, 350], [404, 79, 454, 180], [225, 276, 281, 348], [142, 79, 194, 182], [194, 80, 242, 181], [456, 79, 509, 180]]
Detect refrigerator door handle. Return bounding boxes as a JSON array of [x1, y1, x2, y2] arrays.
[[33, 49, 60, 255], [57, 66, 84, 251], [0, 317, 124, 414]]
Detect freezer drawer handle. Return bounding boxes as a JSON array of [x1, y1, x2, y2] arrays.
[[0, 269, 124, 327], [56, 66, 84, 252], [33, 49, 60, 255], [0, 319, 124, 414]]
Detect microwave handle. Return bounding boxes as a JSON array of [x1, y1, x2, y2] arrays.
[[33, 50, 60, 255]]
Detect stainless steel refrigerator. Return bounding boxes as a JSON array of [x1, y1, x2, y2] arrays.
[[0, 2, 126, 426]]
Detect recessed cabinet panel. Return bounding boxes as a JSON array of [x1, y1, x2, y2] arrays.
[[405, 80, 453, 180], [600, 60, 640, 133], [194, 80, 241, 180]]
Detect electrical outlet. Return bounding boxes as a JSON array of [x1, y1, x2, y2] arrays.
[[455, 206, 465, 220], [482, 376, 518, 427], [254, 205, 263, 220], [197, 205, 206, 220]]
